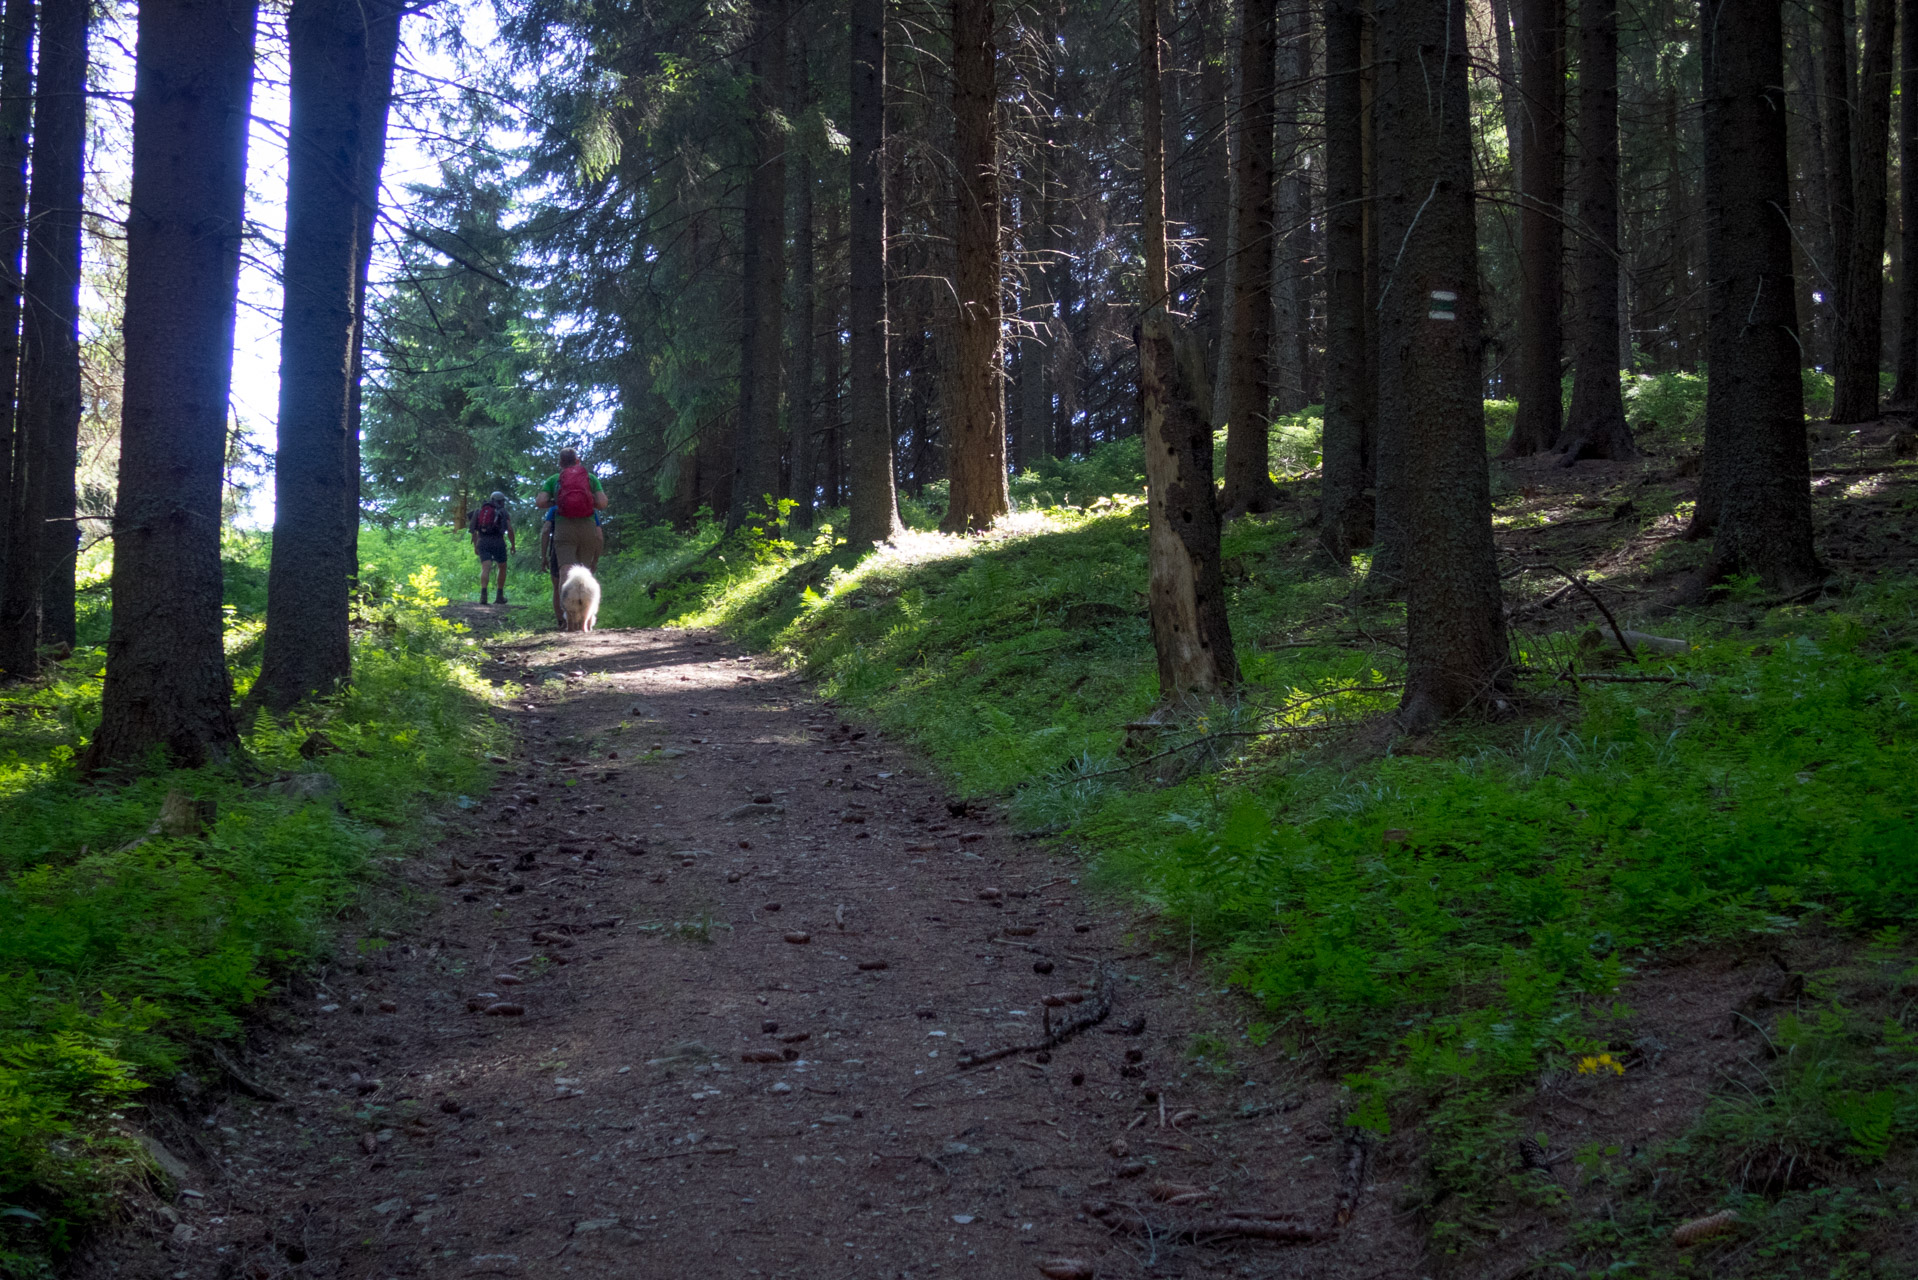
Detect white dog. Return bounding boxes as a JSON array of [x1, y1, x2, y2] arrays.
[[559, 564, 601, 633]]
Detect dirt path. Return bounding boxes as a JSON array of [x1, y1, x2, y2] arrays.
[[82, 617, 1422, 1280]]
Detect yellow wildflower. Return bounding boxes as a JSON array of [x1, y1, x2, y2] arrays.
[[1576, 1053, 1625, 1077]]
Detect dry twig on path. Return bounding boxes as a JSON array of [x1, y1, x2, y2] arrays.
[[952, 964, 1115, 1069]]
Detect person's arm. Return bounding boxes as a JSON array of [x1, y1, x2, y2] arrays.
[[536, 487, 552, 510], [593, 489, 609, 512], [508, 518, 517, 551]]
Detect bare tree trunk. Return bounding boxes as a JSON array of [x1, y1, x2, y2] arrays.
[[1191, 0, 1231, 363], [1831, 0, 1893, 422], [21, 0, 86, 649], [1374, 0, 1508, 730], [788, 26, 816, 529], [848, 0, 901, 543], [941, 0, 1010, 532], [1690, 0, 1822, 589], [83, 0, 258, 774], [1786, 1, 1835, 369], [1318, 0, 1371, 565], [1561, 0, 1635, 461], [732, 0, 788, 529], [1489, 0, 1522, 179], [1819, 0, 1856, 380], [1220, 0, 1277, 515], [1140, 0, 1237, 699], [1017, 155, 1051, 470], [0, 0, 34, 678], [255, 0, 400, 714], [1895, 0, 1918, 402], [1508, 0, 1566, 456], [1269, 5, 1307, 416]]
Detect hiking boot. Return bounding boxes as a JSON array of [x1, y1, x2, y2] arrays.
[[479, 591, 490, 604], [496, 592, 508, 605]]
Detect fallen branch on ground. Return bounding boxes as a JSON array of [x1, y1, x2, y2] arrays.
[[955, 965, 1114, 1069]]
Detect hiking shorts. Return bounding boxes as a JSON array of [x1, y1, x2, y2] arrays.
[[551, 516, 603, 573], [475, 536, 508, 563]]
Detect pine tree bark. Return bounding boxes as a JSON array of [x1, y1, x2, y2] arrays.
[[1017, 156, 1051, 470], [1561, 0, 1635, 462], [1191, 0, 1231, 363], [1374, 0, 1508, 730], [1895, 0, 1918, 402], [255, 0, 400, 714], [787, 27, 816, 529], [1220, 0, 1277, 515], [83, 0, 258, 773], [1317, 0, 1371, 565], [344, 6, 398, 562], [1489, 0, 1522, 181], [1269, 7, 1307, 416], [0, 0, 34, 678], [941, 0, 1010, 532], [1140, 0, 1237, 699], [848, 0, 901, 544], [732, 0, 788, 530], [20, 0, 87, 650], [1786, 2, 1835, 369], [1690, 0, 1822, 588], [1507, 0, 1565, 456], [1818, 0, 1855, 384], [1830, 0, 1893, 423]]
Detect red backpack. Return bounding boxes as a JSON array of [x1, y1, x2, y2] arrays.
[[556, 464, 595, 518], [475, 501, 502, 534]]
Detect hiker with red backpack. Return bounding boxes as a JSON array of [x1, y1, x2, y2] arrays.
[[536, 448, 608, 627], [468, 490, 517, 605]]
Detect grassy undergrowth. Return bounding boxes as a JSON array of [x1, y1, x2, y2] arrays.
[[0, 550, 503, 1273], [604, 405, 1918, 1275]]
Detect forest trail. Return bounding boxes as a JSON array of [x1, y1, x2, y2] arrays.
[[87, 614, 1422, 1280]]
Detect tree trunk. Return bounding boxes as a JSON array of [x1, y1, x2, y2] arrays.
[[1019, 163, 1051, 471], [1508, 0, 1565, 456], [1831, 0, 1893, 422], [0, 0, 33, 678], [1690, 0, 1823, 589], [1561, 0, 1635, 462], [1191, 0, 1231, 364], [822, 189, 845, 509], [732, 0, 788, 530], [1895, 0, 1918, 402], [83, 0, 258, 774], [1374, 0, 1508, 730], [1786, 1, 1835, 369], [1220, 0, 1277, 515], [1318, 0, 1371, 565], [787, 27, 816, 530], [1489, 0, 1522, 180], [848, 0, 901, 544], [1140, 0, 1237, 699], [21, 0, 86, 649], [1269, 6, 1307, 416], [255, 0, 400, 714], [941, 0, 1010, 532], [1819, 0, 1856, 382], [345, 3, 398, 560]]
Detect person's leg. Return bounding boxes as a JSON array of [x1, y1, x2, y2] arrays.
[[496, 558, 508, 603], [478, 557, 491, 603]]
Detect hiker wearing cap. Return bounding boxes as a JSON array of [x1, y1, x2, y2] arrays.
[[536, 448, 608, 625], [468, 490, 516, 605]]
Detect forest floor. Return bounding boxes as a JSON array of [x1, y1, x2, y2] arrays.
[[74, 610, 1425, 1280]]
